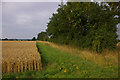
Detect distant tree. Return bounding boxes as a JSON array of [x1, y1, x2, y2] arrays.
[[4, 38, 8, 40], [32, 37, 36, 41], [37, 32, 49, 41]]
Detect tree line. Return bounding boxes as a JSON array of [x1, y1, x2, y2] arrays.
[[37, 2, 120, 53], [1, 38, 35, 41]]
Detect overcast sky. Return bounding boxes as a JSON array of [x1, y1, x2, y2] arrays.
[[2, 2, 120, 39], [2, 2, 60, 39]]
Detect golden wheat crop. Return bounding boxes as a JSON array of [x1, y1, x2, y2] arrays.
[[2, 41, 42, 73]]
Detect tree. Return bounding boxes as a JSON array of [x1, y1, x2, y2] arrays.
[[46, 2, 118, 53], [37, 32, 49, 41], [2, 38, 8, 40], [32, 37, 36, 41]]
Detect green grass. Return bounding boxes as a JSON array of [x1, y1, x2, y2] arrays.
[[2, 42, 118, 78]]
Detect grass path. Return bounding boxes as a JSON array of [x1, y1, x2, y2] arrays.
[[2, 41, 118, 78]]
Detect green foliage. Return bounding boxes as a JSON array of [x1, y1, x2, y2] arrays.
[[37, 32, 49, 41], [46, 2, 119, 53], [32, 37, 36, 41]]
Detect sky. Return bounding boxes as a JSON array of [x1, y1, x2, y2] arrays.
[[2, 2, 60, 39], [2, 2, 120, 39], [117, 23, 120, 40]]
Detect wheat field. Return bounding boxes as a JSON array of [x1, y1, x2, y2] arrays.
[[2, 41, 42, 73]]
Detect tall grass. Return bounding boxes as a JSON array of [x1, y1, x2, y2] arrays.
[[40, 41, 118, 66]]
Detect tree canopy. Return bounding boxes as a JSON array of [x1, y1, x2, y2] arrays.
[[46, 2, 119, 53], [37, 32, 49, 41], [32, 37, 36, 41]]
